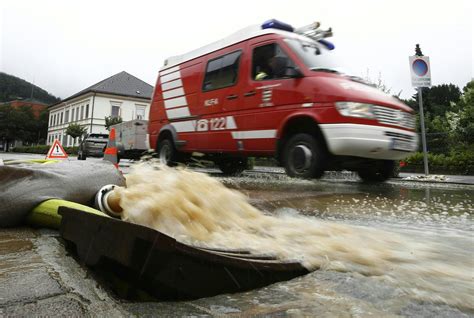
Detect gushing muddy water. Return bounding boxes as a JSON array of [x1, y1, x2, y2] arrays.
[[116, 164, 473, 316]]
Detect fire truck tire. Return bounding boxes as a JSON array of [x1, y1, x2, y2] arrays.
[[157, 138, 178, 166], [357, 160, 395, 182], [283, 133, 326, 179], [216, 158, 248, 176]]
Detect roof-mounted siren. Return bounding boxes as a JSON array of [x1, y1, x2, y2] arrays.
[[295, 22, 335, 50], [261, 19, 294, 32]]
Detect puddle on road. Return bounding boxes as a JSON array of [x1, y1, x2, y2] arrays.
[[113, 164, 473, 316]]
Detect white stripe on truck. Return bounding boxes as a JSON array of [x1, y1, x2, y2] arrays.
[[171, 120, 197, 133], [158, 66, 190, 120], [162, 87, 185, 100], [161, 70, 181, 83], [231, 130, 276, 139], [160, 66, 180, 76], [162, 78, 183, 91], [164, 96, 187, 109], [166, 107, 191, 119]]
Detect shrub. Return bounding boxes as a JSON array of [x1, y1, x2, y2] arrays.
[[402, 148, 474, 174], [13, 145, 79, 155]]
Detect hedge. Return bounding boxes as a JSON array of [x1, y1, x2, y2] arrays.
[[12, 145, 79, 155], [401, 149, 474, 175]]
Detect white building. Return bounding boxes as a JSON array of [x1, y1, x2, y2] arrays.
[[47, 71, 153, 146]]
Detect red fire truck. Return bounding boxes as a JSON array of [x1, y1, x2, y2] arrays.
[[148, 20, 418, 182]]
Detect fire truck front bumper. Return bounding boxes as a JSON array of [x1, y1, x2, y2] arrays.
[[319, 124, 419, 160]]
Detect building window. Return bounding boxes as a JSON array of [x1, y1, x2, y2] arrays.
[[85, 104, 89, 119], [65, 110, 69, 123], [60, 112, 63, 124], [75, 107, 79, 121], [135, 105, 146, 120], [111, 105, 120, 119], [81, 105, 84, 120], [49, 114, 53, 126], [71, 109, 75, 122]]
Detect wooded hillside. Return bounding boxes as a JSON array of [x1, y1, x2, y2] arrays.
[[0, 72, 60, 104]]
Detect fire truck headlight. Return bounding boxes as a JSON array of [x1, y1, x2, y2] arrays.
[[335, 102, 375, 119]]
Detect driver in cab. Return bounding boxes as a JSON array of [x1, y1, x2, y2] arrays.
[[255, 56, 288, 80]]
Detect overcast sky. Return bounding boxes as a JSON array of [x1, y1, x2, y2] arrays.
[[1, 0, 473, 100]]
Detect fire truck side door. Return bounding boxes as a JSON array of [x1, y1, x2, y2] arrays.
[[198, 50, 243, 151], [237, 39, 306, 151]]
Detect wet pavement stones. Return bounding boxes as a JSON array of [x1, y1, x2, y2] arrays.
[[0, 228, 128, 317]]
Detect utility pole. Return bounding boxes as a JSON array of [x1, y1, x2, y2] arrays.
[[30, 77, 35, 100]]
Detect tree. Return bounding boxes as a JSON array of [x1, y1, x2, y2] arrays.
[[454, 81, 474, 144], [105, 116, 122, 130], [66, 123, 87, 145], [35, 108, 50, 144], [0, 104, 37, 151], [403, 83, 464, 154], [411, 84, 461, 115]]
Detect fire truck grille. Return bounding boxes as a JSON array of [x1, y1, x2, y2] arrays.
[[373, 106, 416, 130], [384, 131, 415, 141]]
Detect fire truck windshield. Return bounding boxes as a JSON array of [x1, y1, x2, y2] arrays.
[[284, 38, 342, 73]]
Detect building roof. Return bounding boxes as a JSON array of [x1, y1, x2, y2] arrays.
[[51, 71, 153, 107]]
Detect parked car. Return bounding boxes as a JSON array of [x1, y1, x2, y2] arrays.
[[77, 133, 109, 160], [148, 19, 418, 181]]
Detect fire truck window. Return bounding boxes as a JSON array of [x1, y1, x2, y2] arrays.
[[203, 51, 241, 91], [253, 43, 296, 81]]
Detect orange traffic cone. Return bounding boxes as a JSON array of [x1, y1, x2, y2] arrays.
[[103, 127, 119, 169]]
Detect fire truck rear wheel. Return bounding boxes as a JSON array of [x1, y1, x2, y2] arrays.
[[216, 158, 248, 176], [158, 138, 177, 166], [357, 160, 395, 182], [283, 133, 326, 179]]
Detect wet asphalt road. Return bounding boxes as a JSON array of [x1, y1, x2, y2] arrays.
[[0, 153, 473, 317]]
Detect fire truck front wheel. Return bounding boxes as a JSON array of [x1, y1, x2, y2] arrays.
[[283, 133, 326, 179], [157, 138, 177, 166]]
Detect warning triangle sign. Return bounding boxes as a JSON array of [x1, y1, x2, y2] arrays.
[[46, 139, 69, 159]]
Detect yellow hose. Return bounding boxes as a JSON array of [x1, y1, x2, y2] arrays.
[[27, 199, 110, 229]]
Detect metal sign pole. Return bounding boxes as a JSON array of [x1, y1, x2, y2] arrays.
[[418, 88, 429, 175]]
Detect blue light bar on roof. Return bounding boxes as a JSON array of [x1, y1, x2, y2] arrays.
[[261, 19, 294, 32], [318, 39, 335, 50]]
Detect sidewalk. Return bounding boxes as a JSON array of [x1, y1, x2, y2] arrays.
[[0, 228, 206, 316], [398, 172, 474, 185], [252, 166, 474, 185]]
